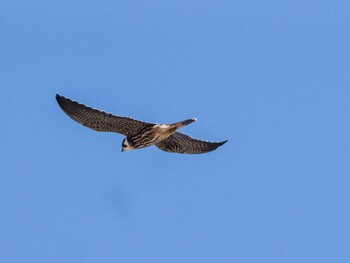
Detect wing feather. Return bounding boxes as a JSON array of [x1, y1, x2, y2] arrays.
[[56, 94, 155, 136], [155, 132, 227, 154]]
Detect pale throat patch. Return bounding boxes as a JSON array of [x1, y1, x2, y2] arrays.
[[122, 138, 134, 151]]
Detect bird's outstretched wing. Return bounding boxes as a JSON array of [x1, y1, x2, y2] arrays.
[[56, 94, 155, 136], [155, 132, 227, 154]]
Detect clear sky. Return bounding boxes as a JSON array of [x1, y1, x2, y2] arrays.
[[1, 1, 349, 262]]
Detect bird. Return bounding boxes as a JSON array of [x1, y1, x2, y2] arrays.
[[56, 94, 227, 154]]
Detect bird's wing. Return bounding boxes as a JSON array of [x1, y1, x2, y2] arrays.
[[155, 132, 227, 154], [56, 94, 155, 136]]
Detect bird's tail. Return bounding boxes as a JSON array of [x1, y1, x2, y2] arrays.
[[169, 118, 197, 129]]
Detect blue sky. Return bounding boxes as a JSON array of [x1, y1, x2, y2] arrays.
[[1, 1, 349, 262]]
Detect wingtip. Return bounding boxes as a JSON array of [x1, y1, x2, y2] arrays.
[[220, 140, 228, 145], [55, 94, 64, 105], [212, 140, 228, 150], [55, 94, 74, 112], [56, 94, 63, 102]]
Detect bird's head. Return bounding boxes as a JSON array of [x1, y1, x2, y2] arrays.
[[121, 138, 134, 152]]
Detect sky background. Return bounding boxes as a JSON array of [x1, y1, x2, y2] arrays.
[[1, 1, 349, 262]]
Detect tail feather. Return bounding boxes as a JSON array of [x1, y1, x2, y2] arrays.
[[170, 118, 197, 128]]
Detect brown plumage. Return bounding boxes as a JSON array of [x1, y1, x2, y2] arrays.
[[56, 94, 227, 154]]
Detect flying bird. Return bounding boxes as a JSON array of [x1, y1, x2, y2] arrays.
[[56, 94, 227, 154]]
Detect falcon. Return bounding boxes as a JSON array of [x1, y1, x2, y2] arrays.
[[56, 94, 227, 154]]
